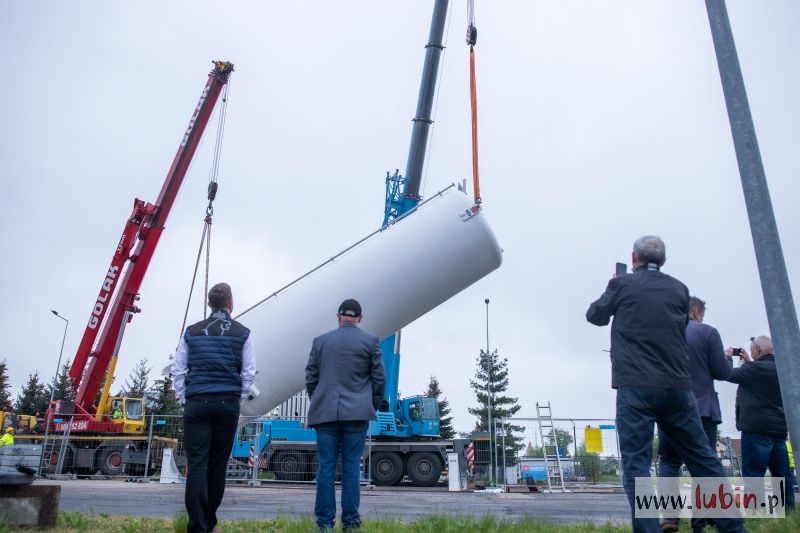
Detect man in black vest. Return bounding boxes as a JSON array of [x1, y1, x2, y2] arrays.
[[173, 283, 256, 533]]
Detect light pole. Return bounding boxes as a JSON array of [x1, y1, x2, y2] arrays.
[[40, 310, 68, 476], [484, 298, 494, 486], [48, 311, 69, 408]]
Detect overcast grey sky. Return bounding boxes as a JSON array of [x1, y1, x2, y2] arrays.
[[2, 1, 798, 439]]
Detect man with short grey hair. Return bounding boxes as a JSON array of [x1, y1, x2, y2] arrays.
[[727, 334, 795, 510], [587, 236, 744, 533]]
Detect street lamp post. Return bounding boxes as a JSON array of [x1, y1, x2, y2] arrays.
[[48, 311, 69, 408], [40, 310, 69, 476], [485, 298, 494, 486]]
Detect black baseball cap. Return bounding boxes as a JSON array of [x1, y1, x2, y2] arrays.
[[338, 299, 362, 317]]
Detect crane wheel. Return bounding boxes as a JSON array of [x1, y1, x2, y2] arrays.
[[272, 451, 307, 481], [406, 452, 442, 487], [42, 445, 74, 475], [370, 452, 403, 486], [98, 447, 125, 476]]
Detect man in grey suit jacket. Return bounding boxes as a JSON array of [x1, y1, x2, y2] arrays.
[[305, 299, 386, 532]]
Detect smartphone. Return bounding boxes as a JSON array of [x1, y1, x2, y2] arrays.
[[615, 262, 627, 277]]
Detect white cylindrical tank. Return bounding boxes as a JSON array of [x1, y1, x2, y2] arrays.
[[238, 185, 502, 418]]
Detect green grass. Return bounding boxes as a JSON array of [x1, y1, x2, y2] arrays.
[[0, 510, 775, 532]]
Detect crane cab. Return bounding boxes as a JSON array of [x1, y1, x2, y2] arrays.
[[402, 396, 440, 438], [102, 397, 146, 435]]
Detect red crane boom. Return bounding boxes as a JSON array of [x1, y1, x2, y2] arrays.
[[67, 61, 234, 415]]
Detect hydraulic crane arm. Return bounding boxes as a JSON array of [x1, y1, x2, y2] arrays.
[[69, 61, 234, 412]]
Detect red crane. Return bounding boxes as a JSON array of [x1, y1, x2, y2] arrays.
[[48, 61, 234, 434]]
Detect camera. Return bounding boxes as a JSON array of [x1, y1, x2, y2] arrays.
[[732, 348, 743, 357]]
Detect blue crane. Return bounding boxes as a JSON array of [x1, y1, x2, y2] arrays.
[[373, 0, 449, 441], [231, 0, 453, 486]]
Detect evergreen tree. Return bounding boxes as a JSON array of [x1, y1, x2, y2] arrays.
[[117, 358, 151, 397], [424, 375, 455, 440], [14, 372, 48, 414], [148, 374, 182, 416], [0, 358, 12, 409], [47, 358, 74, 403], [468, 349, 525, 466]]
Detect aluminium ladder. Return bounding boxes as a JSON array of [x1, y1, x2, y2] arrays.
[[535, 402, 569, 493]]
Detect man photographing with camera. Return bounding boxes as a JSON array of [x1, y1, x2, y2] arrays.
[[726, 335, 795, 511], [586, 235, 745, 533]]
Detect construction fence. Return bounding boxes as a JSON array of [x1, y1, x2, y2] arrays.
[[495, 417, 743, 488], [13, 413, 379, 483], [8, 413, 744, 487]]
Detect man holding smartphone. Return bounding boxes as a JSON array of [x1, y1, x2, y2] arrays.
[[587, 236, 744, 533], [726, 335, 795, 511]]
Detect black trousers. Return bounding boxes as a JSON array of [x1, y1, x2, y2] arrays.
[[183, 396, 240, 533]]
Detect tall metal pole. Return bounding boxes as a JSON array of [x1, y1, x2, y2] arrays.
[[705, 0, 800, 456], [485, 298, 494, 486], [501, 418, 507, 485], [48, 311, 69, 408], [40, 310, 68, 476]]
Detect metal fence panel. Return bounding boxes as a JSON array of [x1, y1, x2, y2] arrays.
[[505, 417, 622, 487]]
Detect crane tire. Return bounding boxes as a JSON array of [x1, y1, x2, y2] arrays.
[[370, 451, 403, 486], [406, 452, 442, 487]]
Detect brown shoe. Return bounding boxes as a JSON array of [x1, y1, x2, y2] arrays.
[[660, 519, 679, 532]]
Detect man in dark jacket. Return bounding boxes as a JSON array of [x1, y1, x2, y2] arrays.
[[658, 296, 733, 532], [727, 335, 795, 510], [306, 299, 386, 532], [587, 236, 744, 533], [172, 283, 256, 533]]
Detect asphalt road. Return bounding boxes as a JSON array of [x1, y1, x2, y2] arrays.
[[41, 480, 630, 526]]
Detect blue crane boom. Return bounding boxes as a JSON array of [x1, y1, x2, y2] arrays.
[[376, 0, 449, 439], [383, 0, 449, 226]]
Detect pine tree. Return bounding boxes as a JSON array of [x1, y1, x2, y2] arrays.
[[14, 372, 48, 414], [117, 358, 151, 397], [48, 358, 74, 403], [424, 375, 455, 440], [0, 358, 12, 410], [148, 374, 182, 416], [467, 349, 525, 466]]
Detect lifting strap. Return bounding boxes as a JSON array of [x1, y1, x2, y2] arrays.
[[467, 0, 481, 205], [176, 81, 230, 346]]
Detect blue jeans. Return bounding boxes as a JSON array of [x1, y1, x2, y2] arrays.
[[616, 387, 745, 533], [314, 421, 368, 530], [740, 431, 795, 511]]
